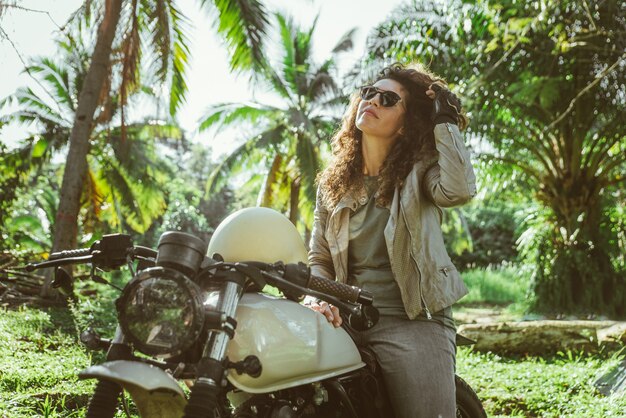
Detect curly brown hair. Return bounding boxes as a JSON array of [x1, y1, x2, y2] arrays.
[[317, 62, 467, 209]]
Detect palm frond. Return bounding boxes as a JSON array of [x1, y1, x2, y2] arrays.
[[198, 102, 281, 134], [99, 162, 141, 225], [258, 65, 294, 103], [98, 124, 174, 183], [81, 167, 105, 232], [308, 61, 340, 104], [119, 0, 142, 139], [298, 13, 317, 65], [206, 125, 286, 196], [202, 0, 270, 71], [292, 15, 317, 96], [27, 58, 76, 113], [168, 1, 191, 115], [10, 87, 70, 128], [149, 0, 171, 82], [331, 27, 357, 54], [275, 12, 297, 89]]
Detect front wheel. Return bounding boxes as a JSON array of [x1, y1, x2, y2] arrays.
[[455, 375, 486, 418], [85, 379, 122, 418]]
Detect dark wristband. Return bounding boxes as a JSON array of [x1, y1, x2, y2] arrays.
[[434, 115, 457, 125]]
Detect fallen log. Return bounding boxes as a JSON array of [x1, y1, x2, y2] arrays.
[[457, 320, 622, 355], [597, 323, 626, 345]]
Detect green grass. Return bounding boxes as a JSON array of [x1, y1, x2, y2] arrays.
[[2, 304, 625, 417], [0, 306, 95, 417], [458, 347, 626, 417], [459, 265, 531, 308], [2, 267, 624, 417]]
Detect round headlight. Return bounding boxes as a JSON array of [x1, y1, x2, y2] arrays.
[[117, 267, 204, 358]]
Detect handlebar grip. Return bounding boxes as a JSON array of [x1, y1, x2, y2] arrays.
[[48, 248, 91, 261], [308, 275, 361, 303]]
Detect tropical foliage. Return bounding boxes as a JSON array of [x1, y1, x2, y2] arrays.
[[48, 0, 191, 264], [199, 12, 355, 230], [366, 0, 626, 316], [2, 0, 625, 319], [37, 0, 270, 298], [0, 36, 180, 242]]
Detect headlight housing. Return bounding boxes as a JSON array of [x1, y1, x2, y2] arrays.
[[117, 266, 204, 358]]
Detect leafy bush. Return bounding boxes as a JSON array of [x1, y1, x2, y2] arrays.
[[449, 200, 523, 270]]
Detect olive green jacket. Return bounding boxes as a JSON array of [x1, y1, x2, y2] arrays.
[[308, 123, 477, 319]]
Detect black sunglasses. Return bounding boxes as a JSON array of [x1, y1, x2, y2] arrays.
[[359, 86, 403, 107]]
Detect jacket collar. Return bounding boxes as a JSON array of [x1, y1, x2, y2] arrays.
[[333, 183, 375, 215]]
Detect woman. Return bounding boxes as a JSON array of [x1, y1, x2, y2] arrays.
[[307, 63, 476, 417]]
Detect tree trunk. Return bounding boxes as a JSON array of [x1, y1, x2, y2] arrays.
[[457, 320, 622, 355], [258, 154, 282, 207], [41, 0, 123, 298], [289, 177, 301, 226]]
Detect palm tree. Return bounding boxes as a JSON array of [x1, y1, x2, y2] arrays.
[[0, 37, 179, 239], [43, 0, 270, 297], [199, 12, 355, 229]]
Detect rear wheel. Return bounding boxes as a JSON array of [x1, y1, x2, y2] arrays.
[[455, 375, 486, 418]]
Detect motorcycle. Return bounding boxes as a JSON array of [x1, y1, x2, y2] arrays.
[[27, 207, 486, 418]]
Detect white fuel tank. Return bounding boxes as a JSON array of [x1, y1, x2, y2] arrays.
[[226, 293, 364, 393]]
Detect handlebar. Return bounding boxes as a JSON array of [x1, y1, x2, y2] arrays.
[[31, 244, 379, 329], [35, 241, 371, 309], [28, 234, 142, 272], [228, 260, 378, 329], [48, 248, 91, 260]]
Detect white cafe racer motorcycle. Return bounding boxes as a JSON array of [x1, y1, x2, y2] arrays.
[[28, 207, 485, 417]]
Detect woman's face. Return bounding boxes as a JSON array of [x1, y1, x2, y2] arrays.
[[355, 78, 407, 140]]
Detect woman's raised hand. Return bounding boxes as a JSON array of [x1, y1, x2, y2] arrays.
[[426, 84, 462, 125]]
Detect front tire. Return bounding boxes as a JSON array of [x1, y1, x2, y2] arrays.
[[86, 379, 122, 418], [455, 375, 486, 418]]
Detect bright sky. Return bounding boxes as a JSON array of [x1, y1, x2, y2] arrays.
[[0, 0, 405, 157]]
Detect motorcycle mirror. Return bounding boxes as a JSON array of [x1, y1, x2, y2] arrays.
[[52, 267, 74, 296], [348, 305, 379, 331]]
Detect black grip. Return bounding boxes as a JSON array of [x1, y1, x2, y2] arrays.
[[308, 275, 361, 303], [48, 248, 91, 260]]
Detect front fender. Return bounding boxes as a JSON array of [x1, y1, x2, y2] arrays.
[[80, 360, 186, 417]]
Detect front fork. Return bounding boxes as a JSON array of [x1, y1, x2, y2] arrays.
[[184, 274, 244, 417], [85, 327, 130, 417]]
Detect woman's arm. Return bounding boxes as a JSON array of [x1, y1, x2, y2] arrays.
[[308, 187, 336, 280], [307, 188, 342, 326], [422, 85, 477, 207], [423, 122, 477, 208]]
